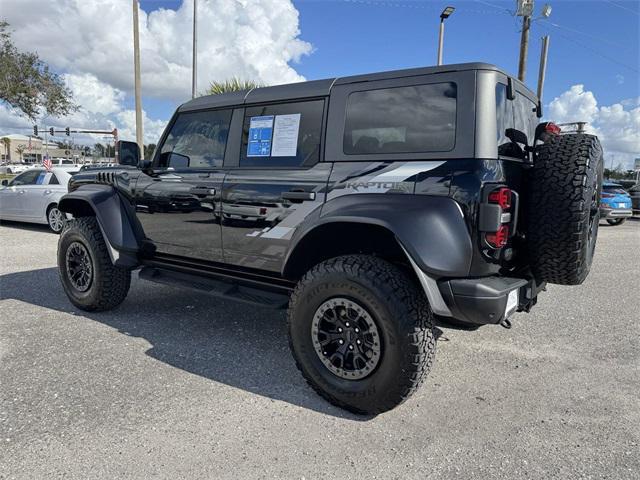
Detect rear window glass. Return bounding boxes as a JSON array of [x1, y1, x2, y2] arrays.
[[344, 82, 457, 155], [603, 185, 627, 195]]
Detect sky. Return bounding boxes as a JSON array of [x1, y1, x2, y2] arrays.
[[1, 0, 638, 168]]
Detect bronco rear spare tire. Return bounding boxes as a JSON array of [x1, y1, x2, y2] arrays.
[[526, 134, 603, 285]]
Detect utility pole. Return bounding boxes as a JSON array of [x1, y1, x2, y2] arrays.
[[517, 0, 534, 82], [536, 35, 550, 102], [133, 0, 144, 155], [192, 0, 198, 98]]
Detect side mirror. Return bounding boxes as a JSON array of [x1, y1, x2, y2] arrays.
[[505, 128, 528, 146], [116, 141, 140, 166], [1, 179, 8, 186]]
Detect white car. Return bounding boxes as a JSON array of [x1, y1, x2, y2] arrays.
[[0, 167, 77, 233]]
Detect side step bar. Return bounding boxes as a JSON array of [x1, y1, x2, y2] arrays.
[[139, 266, 290, 309]]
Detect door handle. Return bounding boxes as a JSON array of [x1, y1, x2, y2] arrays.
[[281, 191, 316, 202], [18, 190, 26, 194]]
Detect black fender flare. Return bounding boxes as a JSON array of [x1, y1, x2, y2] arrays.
[[58, 185, 142, 267], [283, 194, 473, 278]]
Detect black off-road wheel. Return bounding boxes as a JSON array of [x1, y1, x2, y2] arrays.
[[58, 217, 131, 311], [287, 255, 436, 415], [606, 218, 626, 226], [527, 134, 603, 285]]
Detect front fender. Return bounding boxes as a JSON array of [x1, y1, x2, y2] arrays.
[[58, 185, 141, 267], [287, 194, 473, 278]]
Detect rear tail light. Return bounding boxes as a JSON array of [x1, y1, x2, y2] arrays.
[[259, 207, 267, 215], [486, 225, 509, 248], [545, 122, 562, 135], [483, 186, 514, 250], [488, 187, 512, 209], [601, 192, 614, 198]]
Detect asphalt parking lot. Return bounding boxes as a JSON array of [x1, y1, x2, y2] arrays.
[[1, 219, 638, 479]]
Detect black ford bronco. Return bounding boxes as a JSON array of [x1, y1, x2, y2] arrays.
[[57, 63, 603, 414]]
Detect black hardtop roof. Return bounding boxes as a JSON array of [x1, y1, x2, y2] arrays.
[[179, 62, 519, 112]]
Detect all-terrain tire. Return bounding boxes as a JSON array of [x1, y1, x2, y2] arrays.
[[287, 255, 436, 415], [58, 217, 131, 311], [527, 134, 603, 285]]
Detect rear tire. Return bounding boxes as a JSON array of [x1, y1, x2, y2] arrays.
[[287, 255, 436, 415], [606, 218, 626, 226], [526, 134, 603, 285], [58, 217, 131, 311]]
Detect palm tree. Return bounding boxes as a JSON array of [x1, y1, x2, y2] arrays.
[[15, 143, 26, 162], [1, 137, 10, 162], [207, 78, 264, 95]]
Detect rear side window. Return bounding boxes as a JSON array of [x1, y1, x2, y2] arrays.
[[514, 92, 537, 146], [49, 174, 60, 185], [240, 100, 324, 167], [158, 109, 232, 168], [343, 82, 457, 155]]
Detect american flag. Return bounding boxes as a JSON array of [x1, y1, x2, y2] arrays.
[[43, 155, 52, 171]]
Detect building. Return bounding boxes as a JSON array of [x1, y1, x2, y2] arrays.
[[0, 134, 82, 163]]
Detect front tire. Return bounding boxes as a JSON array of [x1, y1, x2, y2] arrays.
[[58, 217, 131, 311], [287, 255, 436, 415], [606, 218, 626, 226], [47, 204, 66, 233]]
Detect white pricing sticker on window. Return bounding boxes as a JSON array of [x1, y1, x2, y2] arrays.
[[271, 113, 301, 157]]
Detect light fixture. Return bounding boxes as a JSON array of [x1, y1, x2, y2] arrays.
[[440, 6, 455, 19]]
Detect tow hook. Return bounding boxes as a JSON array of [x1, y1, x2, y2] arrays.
[[500, 318, 512, 329]]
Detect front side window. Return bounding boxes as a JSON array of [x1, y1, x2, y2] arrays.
[[158, 109, 232, 168], [240, 100, 324, 167], [344, 82, 457, 155]]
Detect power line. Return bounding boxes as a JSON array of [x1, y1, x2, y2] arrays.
[[537, 22, 639, 73], [604, 0, 639, 16]]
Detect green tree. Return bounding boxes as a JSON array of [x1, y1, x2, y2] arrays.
[[0, 21, 77, 121], [206, 78, 263, 95], [144, 143, 156, 160]]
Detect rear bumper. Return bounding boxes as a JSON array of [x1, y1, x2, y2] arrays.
[[600, 207, 633, 219], [439, 276, 531, 325]]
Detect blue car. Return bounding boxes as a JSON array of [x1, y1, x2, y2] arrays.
[[600, 182, 633, 225]]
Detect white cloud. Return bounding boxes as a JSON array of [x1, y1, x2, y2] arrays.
[[2, 0, 311, 101], [0, 0, 311, 147], [548, 85, 640, 169], [63, 73, 125, 115]]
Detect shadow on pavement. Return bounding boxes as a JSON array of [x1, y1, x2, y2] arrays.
[[0, 266, 372, 420]]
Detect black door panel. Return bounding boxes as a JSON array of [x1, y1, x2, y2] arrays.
[[135, 169, 225, 261], [221, 164, 331, 272]]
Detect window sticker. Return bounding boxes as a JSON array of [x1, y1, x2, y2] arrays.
[[247, 115, 274, 157], [271, 113, 301, 157]]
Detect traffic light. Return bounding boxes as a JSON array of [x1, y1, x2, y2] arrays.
[[33, 125, 38, 136], [49, 127, 54, 136], [65, 127, 70, 136]]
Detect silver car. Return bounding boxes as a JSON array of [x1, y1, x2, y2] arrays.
[[0, 168, 76, 233]]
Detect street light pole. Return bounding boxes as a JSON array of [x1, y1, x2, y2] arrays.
[[132, 0, 144, 155], [192, 0, 198, 99], [437, 6, 455, 66]]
